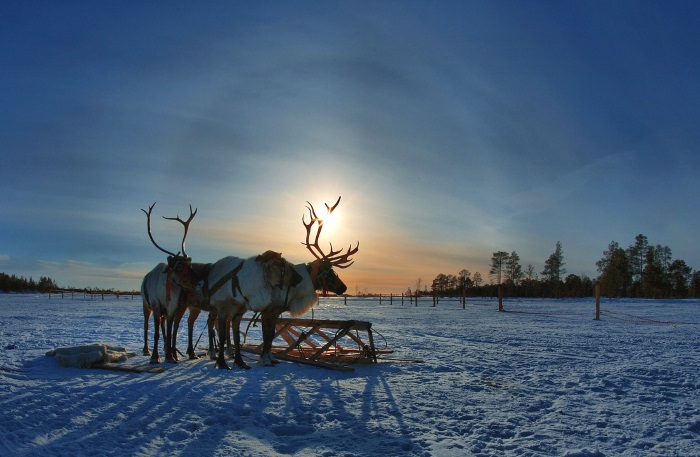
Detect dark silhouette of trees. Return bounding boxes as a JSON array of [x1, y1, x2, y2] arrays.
[[596, 241, 631, 297], [1, 273, 58, 292], [595, 236, 694, 298], [421, 234, 695, 300]]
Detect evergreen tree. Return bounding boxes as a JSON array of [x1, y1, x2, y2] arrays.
[[472, 272, 482, 289], [643, 246, 671, 298], [596, 241, 631, 297], [668, 259, 692, 297], [489, 251, 509, 285], [504, 251, 523, 296], [690, 271, 700, 298], [542, 241, 566, 283], [627, 234, 649, 296], [504, 251, 523, 286], [564, 274, 583, 297]]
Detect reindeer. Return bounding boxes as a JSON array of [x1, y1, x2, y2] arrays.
[[140, 203, 197, 364], [256, 196, 359, 366], [141, 203, 303, 369], [174, 250, 302, 369], [164, 251, 302, 369]]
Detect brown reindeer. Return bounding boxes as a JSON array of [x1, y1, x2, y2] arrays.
[[140, 203, 197, 364]]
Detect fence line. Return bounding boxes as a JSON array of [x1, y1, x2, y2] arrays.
[[48, 289, 140, 300]]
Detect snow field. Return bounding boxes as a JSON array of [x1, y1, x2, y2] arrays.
[[1, 294, 699, 456]]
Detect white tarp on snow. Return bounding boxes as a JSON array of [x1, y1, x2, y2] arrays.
[[46, 343, 136, 368]]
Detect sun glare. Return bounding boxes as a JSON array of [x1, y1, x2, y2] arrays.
[[320, 207, 339, 233]]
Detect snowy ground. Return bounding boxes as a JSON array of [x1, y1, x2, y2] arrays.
[[1, 293, 699, 456]]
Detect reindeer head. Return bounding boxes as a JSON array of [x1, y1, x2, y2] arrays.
[[256, 250, 303, 290], [302, 196, 359, 296], [142, 202, 198, 287]]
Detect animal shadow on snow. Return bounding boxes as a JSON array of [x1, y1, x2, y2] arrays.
[[175, 362, 417, 456]]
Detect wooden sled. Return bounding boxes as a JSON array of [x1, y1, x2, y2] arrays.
[[240, 317, 393, 372]]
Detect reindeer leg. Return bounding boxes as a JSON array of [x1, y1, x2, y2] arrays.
[[151, 313, 162, 364], [258, 311, 278, 367], [143, 304, 151, 356], [225, 316, 235, 357], [170, 313, 181, 363], [232, 311, 250, 369], [215, 316, 231, 370], [165, 315, 176, 363], [160, 317, 166, 354], [207, 311, 217, 360], [187, 307, 200, 359]]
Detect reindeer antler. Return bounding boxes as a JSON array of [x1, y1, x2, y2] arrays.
[[162, 204, 197, 258], [302, 196, 359, 268], [142, 202, 180, 258]]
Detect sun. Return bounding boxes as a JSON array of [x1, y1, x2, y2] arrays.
[[320, 207, 339, 233]]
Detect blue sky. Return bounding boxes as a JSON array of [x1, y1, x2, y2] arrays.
[[2, 1, 699, 293]]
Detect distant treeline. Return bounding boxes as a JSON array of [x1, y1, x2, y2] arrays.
[[420, 235, 699, 299], [0, 273, 139, 295], [0, 272, 59, 293]]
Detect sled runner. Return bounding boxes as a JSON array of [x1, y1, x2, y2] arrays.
[[240, 317, 393, 371]]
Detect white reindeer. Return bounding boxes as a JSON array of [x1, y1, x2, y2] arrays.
[[256, 196, 359, 366], [172, 251, 302, 369]]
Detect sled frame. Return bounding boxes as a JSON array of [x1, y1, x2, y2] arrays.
[[241, 317, 392, 371]]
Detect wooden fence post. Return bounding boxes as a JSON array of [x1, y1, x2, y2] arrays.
[[595, 284, 601, 320]]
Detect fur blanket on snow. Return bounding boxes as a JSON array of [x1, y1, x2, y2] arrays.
[[46, 343, 136, 368]]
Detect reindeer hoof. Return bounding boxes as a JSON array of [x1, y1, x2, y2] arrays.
[[188, 353, 199, 360], [215, 360, 231, 370], [258, 353, 277, 367], [149, 357, 161, 365]]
